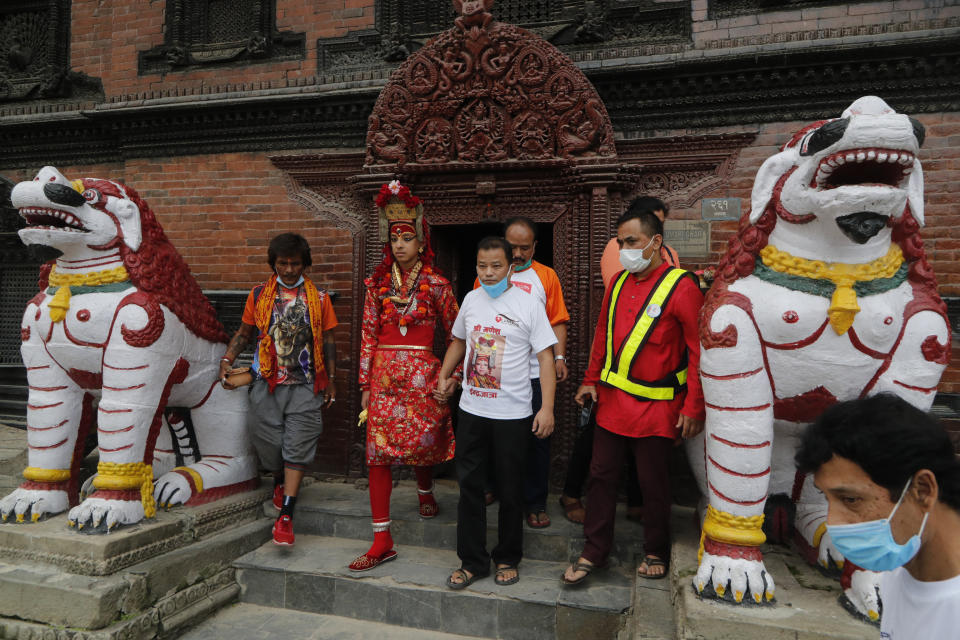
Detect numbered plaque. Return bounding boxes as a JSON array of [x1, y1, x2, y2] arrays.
[[701, 197, 741, 221]]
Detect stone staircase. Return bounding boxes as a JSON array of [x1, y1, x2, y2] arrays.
[[232, 479, 648, 640]]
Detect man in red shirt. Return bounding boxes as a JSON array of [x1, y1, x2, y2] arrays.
[[562, 207, 704, 584]]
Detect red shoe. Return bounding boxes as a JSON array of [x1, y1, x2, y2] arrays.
[[348, 549, 398, 572], [273, 515, 294, 546], [272, 484, 284, 511]]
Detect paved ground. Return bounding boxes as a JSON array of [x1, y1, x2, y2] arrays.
[[180, 603, 481, 640]]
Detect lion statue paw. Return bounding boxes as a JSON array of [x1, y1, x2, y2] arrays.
[[0, 487, 68, 523], [695, 551, 775, 604], [68, 494, 145, 532]]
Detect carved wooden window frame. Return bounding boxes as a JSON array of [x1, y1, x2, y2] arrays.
[[0, 0, 83, 103], [138, 0, 305, 75]]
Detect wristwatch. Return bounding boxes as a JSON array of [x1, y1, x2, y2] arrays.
[[554, 355, 566, 362]]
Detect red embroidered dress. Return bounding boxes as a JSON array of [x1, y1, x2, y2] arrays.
[[359, 267, 459, 465]]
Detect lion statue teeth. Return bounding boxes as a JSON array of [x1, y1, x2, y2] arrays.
[[0, 166, 257, 532], [689, 96, 950, 621]]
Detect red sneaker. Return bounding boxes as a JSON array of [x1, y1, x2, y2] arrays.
[[273, 515, 294, 546], [272, 484, 284, 511]]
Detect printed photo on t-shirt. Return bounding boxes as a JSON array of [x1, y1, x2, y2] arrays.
[[270, 288, 313, 384], [467, 331, 505, 389]]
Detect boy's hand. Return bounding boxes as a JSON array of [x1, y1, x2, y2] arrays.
[[532, 409, 554, 439]]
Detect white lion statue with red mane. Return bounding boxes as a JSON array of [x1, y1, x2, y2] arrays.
[[690, 97, 950, 620], [0, 166, 257, 531]]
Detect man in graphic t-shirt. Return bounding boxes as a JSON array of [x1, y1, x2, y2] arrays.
[[796, 395, 960, 636], [219, 233, 338, 547], [436, 236, 557, 589]]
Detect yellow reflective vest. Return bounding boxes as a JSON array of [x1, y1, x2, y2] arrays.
[[599, 267, 691, 401]]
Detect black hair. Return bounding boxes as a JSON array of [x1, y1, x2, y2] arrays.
[[796, 394, 960, 511], [503, 216, 537, 241], [477, 235, 513, 262], [616, 207, 664, 239], [268, 232, 312, 269], [629, 195, 669, 219]]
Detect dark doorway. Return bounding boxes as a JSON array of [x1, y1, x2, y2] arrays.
[[431, 221, 555, 303]]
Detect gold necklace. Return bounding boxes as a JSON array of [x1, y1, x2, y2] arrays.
[[47, 265, 130, 324], [389, 261, 423, 335], [759, 244, 904, 335], [389, 261, 422, 304]]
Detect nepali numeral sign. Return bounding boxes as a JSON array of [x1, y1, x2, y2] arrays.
[[701, 197, 741, 221]]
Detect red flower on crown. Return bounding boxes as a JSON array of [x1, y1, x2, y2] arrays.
[[376, 180, 422, 209]]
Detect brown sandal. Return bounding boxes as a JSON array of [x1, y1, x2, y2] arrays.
[[559, 495, 585, 524]]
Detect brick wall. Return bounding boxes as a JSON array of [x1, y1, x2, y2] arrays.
[[690, 0, 960, 47], [70, 0, 377, 98]]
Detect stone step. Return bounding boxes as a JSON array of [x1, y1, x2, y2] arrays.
[[282, 479, 645, 565], [235, 533, 634, 640], [180, 602, 482, 640]]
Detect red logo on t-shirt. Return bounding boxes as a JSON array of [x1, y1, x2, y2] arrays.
[[513, 281, 532, 294], [495, 316, 502, 323]]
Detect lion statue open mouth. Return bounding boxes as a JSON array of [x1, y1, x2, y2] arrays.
[[0, 166, 257, 532], [688, 96, 949, 623]]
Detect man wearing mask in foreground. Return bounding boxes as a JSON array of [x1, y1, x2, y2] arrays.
[[436, 235, 557, 589], [563, 205, 704, 584], [796, 394, 960, 636]]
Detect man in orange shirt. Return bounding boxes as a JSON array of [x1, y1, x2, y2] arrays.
[[599, 196, 679, 287], [219, 233, 338, 547], [562, 207, 703, 584]]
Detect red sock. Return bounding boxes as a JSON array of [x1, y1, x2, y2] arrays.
[[367, 465, 393, 557], [415, 466, 437, 512]]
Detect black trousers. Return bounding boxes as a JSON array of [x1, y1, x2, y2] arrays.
[[456, 408, 531, 575], [523, 378, 549, 511]]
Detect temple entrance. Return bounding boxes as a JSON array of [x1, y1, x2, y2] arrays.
[[432, 222, 555, 302]]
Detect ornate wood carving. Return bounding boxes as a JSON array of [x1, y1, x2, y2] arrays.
[[365, 2, 615, 168], [616, 133, 757, 207], [138, 0, 305, 75], [0, 0, 102, 104]]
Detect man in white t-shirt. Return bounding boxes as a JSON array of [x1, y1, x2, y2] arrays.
[[795, 394, 960, 636], [436, 236, 557, 589]]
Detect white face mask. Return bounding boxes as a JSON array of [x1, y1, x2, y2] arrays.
[[619, 236, 657, 273]]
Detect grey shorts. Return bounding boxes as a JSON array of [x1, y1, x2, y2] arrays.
[[247, 380, 324, 471]]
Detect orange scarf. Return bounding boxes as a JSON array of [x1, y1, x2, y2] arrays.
[[254, 274, 329, 393]]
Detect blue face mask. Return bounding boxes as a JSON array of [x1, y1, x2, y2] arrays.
[[826, 479, 929, 572], [277, 275, 305, 289], [513, 258, 532, 272], [480, 276, 510, 298]]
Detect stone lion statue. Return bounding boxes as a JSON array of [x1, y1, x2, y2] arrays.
[[0, 166, 257, 531], [690, 96, 950, 621]]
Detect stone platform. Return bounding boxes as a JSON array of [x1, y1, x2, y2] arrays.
[[0, 485, 271, 639], [669, 506, 875, 640]]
